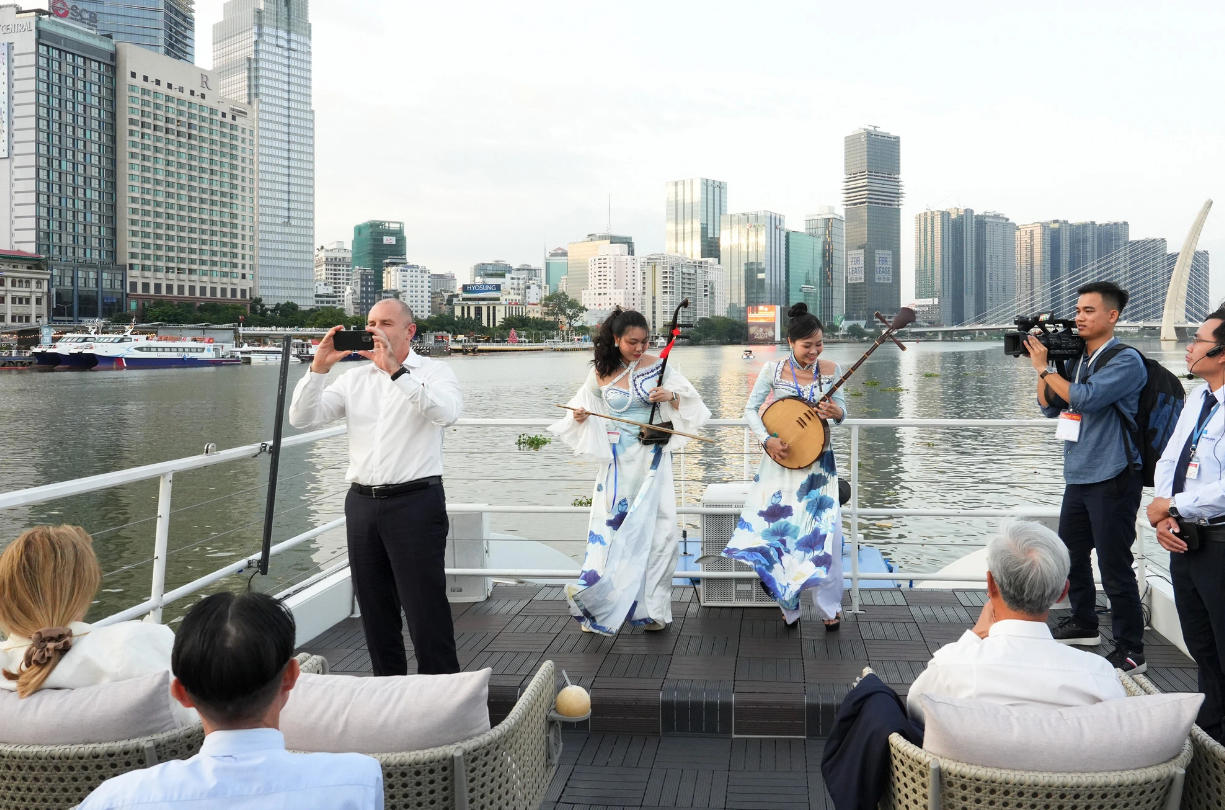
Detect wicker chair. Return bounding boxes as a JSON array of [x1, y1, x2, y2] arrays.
[[1132, 673, 1225, 810]]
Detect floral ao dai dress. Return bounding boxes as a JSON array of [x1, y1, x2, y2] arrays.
[[549, 360, 711, 635], [721, 358, 847, 624]]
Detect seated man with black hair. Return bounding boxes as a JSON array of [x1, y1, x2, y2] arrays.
[[80, 592, 384, 809]]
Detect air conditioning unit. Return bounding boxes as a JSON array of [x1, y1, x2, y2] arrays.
[[699, 482, 777, 607]]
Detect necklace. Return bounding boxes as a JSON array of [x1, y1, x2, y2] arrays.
[[604, 359, 638, 414], [791, 355, 816, 372]]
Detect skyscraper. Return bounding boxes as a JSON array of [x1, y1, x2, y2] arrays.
[[214, 0, 315, 307], [1125, 238, 1168, 321], [973, 212, 1016, 320], [785, 230, 822, 321], [351, 220, 404, 283], [639, 254, 723, 330], [665, 178, 727, 261], [1068, 221, 1098, 278], [1015, 221, 1071, 315], [804, 208, 844, 324], [68, 0, 195, 62], [1097, 222, 1130, 261], [719, 211, 786, 320], [581, 244, 640, 316], [843, 127, 902, 321], [566, 232, 633, 301], [545, 247, 567, 294], [914, 209, 948, 325]]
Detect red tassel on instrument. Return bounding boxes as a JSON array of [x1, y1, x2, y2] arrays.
[[659, 339, 675, 360]]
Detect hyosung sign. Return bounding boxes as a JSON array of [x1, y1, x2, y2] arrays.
[[462, 283, 501, 298]]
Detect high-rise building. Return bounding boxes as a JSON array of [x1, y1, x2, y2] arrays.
[[639, 253, 723, 330], [382, 262, 429, 317], [472, 260, 513, 281], [71, 0, 195, 63], [913, 207, 975, 325], [1125, 238, 1168, 321], [545, 247, 567, 294], [1015, 220, 1071, 315], [914, 209, 948, 325], [719, 211, 785, 320], [1, 6, 127, 323], [1181, 250, 1211, 323], [581, 244, 640, 316], [1068, 222, 1098, 278], [314, 240, 350, 290], [843, 127, 902, 321], [566, 233, 633, 301], [214, 0, 314, 307], [784, 230, 822, 323], [351, 220, 404, 283], [346, 265, 378, 317], [946, 208, 975, 326], [804, 208, 844, 324], [973, 212, 1016, 321], [116, 44, 258, 316], [1097, 222, 1130, 261], [430, 271, 456, 295], [665, 178, 727, 261]]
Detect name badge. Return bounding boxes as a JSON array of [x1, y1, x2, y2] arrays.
[[1187, 460, 1201, 480], [1056, 411, 1082, 442], [607, 429, 621, 444]]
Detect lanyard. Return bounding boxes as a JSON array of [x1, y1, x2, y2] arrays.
[[1190, 398, 1221, 457], [789, 356, 816, 403], [1074, 340, 1113, 385]]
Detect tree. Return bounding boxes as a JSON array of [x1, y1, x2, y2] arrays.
[[542, 291, 586, 329], [845, 323, 868, 340], [688, 316, 748, 345]]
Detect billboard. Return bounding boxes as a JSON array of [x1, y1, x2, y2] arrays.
[[461, 283, 501, 298], [875, 251, 893, 284], [50, 0, 98, 30], [382, 236, 397, 245], [847, 249, 865, 284], [746, 305, 780, 344]]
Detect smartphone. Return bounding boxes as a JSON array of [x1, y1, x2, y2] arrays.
[[332, 329, 374, 352]]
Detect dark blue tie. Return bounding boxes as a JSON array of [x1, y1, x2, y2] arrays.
[[1173, 393, 1219, 495]]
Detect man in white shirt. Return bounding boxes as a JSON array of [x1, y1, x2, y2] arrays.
[[289, 300, 462, 675], [1147, 307, 1225, 741], [907, 520, 1125, 724], [81, 591, 383, 810]]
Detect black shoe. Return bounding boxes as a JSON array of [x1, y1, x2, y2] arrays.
[[1106, 647, 1147, 674], [1051, 616, 1101, 646]]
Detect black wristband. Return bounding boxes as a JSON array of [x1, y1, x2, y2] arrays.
[[390, 367, 408, 381]]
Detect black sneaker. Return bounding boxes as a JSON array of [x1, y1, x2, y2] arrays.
[[1106, 647, 1147, 674], [1051, 616, 1101, 646]]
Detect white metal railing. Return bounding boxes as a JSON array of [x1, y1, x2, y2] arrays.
[[0, 417, 1157, 623]]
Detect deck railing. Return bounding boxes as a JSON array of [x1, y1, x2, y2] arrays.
[[0, 418, 1155, 622]]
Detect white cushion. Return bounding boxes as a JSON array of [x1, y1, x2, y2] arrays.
[[281, 669, 492, 754], [919, 692, 1202, 772], [0, 670, 183, 745]]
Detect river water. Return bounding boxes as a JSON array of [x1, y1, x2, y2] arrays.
[[0, 338, 1192, 621]]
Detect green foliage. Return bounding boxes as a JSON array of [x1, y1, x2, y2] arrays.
[[863, 380, 880, 387], [849, 391, 864, 397], [686, 316, 748, 345], [542, 291, 587, 328], [923, 372, 941, 378], [882, 386, 906, 392], [515, 433, 552, 451], [572, 496, 593, 507], [845, 323, 869, 340]]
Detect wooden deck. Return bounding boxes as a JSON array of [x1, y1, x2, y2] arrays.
[[298, 583, 1198, 808]]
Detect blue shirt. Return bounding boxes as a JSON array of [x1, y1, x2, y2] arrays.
[[79, 728, 384, 810], [1154, 381, 1225, 521], [1038, 337, 1147, 485]]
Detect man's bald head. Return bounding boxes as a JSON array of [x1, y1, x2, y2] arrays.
[[366, 298, 417, 363], [369, 298, 414, 326]]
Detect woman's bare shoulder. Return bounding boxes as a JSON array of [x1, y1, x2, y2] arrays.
[[818, 359, 838, 376]]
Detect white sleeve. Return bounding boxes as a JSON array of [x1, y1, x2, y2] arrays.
[[288, 370, 347, 429], [548, 369, 614, 462], [393, 360, 463, 426], [657, 363, 712, 450]]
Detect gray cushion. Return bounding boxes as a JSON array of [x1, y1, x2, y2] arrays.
[[282, 669, 491, 754], [0, 670, 182, 745], [920, 692, 1202, 772]]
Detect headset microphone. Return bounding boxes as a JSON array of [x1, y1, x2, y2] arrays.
[[1186, 345, 1225, 379]]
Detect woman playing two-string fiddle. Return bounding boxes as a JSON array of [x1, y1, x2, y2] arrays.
[[549, 308, 710, 635], [721, 303, 848, 628]]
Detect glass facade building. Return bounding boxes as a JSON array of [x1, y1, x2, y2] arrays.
[[784, 230, 821, 323], [719, 211, 785, 320], [804, 209, 844, 324], [973, 212, 1016, 321], [665, 178, 726, 261], [843, 128, 902, 322], [74, 0, 195, 63], [351, 220, 405, 281], [214, 0, 315, 307], [545, 247, 567, 294]]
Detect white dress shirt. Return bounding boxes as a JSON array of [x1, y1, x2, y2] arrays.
[[79, 728, 384, 810], [1154, 381, 1225, 520], [288, 350, 462, 485], [906, 619, 1125, 724]]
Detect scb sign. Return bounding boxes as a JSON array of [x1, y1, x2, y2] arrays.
[[50, 0, 99, 31]]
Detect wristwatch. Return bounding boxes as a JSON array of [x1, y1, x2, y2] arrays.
[[1039, 369, 1052, 379], [1169, 504, 1181, 519], [390, 366, 409, 381]]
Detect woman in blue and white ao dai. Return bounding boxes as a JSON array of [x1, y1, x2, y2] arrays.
[[549, 361, 710, 635], [722, 358, 848, 624]]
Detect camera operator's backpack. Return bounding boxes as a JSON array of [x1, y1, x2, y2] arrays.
[[1095, 344, 1185, 487]]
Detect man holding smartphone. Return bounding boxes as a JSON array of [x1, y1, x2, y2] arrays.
[[289, 299, 462, 675], [1149, 308, 1225, 741]]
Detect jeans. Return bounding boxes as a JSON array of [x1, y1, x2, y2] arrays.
[[1172, 540, 1225, 741], [1058, 465, 1145, 652]]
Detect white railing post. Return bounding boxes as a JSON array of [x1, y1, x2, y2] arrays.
[[849, 425, 861, 613], [148, 472, 173, 624], [743, 428, 750, 480]]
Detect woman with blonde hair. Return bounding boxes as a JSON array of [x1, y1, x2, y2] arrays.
[[0, 525, 189, 718]]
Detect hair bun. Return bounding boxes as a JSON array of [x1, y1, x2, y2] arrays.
[[787, 303, 809, 318]]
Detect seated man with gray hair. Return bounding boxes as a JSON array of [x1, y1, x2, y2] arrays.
[[907, 519, 1126, 724]]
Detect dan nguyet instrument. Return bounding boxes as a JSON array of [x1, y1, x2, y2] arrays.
[[761, 308, 916, 470]]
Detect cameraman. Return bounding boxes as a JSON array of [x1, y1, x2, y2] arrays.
[[1025, 281, 1148, 673]]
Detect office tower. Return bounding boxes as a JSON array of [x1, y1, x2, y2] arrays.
[[351, 220, 404, 283], [382, 262, 429, 317], [346, 265, 378, 316], [566, 232, 633, 301], [804, 208, 844, 324], [581, 244, 640, 315], [214, 0, 314, 307], [1, 6, 127, 322], [71, 0, 195, 63], [1097, 222, 1130, 261], [914, 210, 947, 325], [472, 260, 513, 281], [1015, 221, 1071, 314], [665, 178, 727, 261], [430, 272, 456, 294], [1125, 238, 1168, 321], [843, 127, 902, 321], [719, 211, 785, 320], [314, 240, 351, 288], [545, 247, 567, 294], [116, 44, 257, 316], [639, 253, 723, 330], [785, 231, 822, 323], [973, 212, 1016, 320], [913, 207, 974, 325], [1068, 222, 1098, 278], [1181, 250, 1211, 323]]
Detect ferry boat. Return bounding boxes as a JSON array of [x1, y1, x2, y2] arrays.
[[87, 334, 239, 369], [31, 324, 104, 368], [232, 344, 304, 364]]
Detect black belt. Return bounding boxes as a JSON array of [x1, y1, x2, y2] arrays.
[[350, 476, 441, 498], [1200, 524, 1225, 542]]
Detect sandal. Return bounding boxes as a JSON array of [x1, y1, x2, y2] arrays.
[[824, 614, 842, 632]]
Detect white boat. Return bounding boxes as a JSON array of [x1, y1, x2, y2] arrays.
[[231, 344, 304, 364], [87, 330, 238, 369], [33, 322, 105, 368]]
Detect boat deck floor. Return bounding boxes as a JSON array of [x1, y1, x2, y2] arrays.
[[298, 583, 1198, 810]]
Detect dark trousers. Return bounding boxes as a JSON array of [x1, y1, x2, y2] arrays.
[[1172, 541, 1225, 741], [345, 484, 459, 675], [1058, 465, 1146, 652]]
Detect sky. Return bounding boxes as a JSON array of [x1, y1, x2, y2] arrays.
[[186, 0, 1224, 303]]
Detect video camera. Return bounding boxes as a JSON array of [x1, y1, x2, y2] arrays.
[[1003, 312, 1085, 360]]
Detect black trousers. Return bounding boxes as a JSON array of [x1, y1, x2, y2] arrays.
[[1172, 541, 1225, 741], [345, 483, 459, 676], [1058, 465, 1146, 652]]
